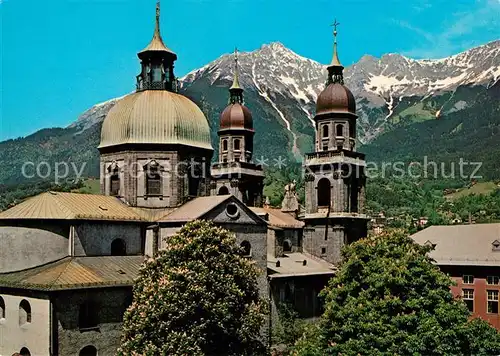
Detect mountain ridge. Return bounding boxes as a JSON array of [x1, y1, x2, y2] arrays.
[[1, 40, 499, 185]]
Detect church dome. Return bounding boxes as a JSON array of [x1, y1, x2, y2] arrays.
[[316, 83, 356, 115], [220, 103, 253, 131], [99, 90, 212, 150]]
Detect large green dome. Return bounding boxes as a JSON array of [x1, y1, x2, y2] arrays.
[[99, 90, 212, 150]]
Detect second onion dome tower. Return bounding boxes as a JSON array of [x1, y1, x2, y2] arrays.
[[211, 49, 264, 207]]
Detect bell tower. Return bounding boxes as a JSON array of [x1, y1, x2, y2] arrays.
[[211, 49, 264, 206], [302, 22, 368, 264]]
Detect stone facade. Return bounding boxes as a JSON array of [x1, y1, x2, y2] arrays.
[[53, 288, 131, 356], [211, 163, 265, 206], [73, 222, 144, 257], [100, 146, 212, 208]]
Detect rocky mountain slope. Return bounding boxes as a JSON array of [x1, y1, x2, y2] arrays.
[[1, 40, 499, 185]]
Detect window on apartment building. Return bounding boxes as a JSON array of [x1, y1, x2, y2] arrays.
[[20, 348, 31, 356], [79, 301, 99, 330], [79, 345, 98, 356], [487, 276, 500, 285], [0, 296, 5, 319], [462, 289, 474, 312], [463, 275, 474, 284], [19, 299, 31, 325], [488, 290, 499, 314]]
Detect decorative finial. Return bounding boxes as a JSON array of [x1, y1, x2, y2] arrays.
[[229, 47, 244, 104], [230, 47, 242, 91], [155, 0, 161, 35], [329, 19, 342, 67]]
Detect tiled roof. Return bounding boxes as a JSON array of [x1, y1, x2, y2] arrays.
[[160, 195, 233, 222], [250, 207, 304, 229], [131, 207, 176, 222], [411, 223, 500, 266], [268, 252, 336, 278], [0, 192, 145, 222], [0, 256, 144, 290]]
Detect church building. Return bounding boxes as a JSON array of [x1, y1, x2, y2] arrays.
[[0, 4, 367, 355]]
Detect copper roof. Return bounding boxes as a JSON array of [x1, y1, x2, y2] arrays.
[[250, 207, 304, 229], [220, 103, 253, 131], [268, 252, 336, 278], [138, 1, 177, 58], [99, 90, 212, 150], [160, 195, 233, 222], [0, 192, 145, 221], [0, 256, 144, 290], [411, 224, 500, 267], [316, 83, 356, 116]]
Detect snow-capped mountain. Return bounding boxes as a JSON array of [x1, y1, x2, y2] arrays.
[[71, 40, 499, 148], [2, 40, 497, 185]]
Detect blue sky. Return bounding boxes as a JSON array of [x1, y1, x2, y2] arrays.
[[1, 0, 499, 141]]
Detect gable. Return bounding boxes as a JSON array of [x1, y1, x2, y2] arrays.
[[201, 196, 266, 226]]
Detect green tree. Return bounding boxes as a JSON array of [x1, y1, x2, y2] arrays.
[[118, 220, 268, 356], [294, 231, 500, 355]]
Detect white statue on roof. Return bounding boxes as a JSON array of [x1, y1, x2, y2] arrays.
[[282, 180, 299, 213]]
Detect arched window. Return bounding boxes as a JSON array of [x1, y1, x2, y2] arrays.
[[283, 240, 292, 253], [110, 167, 120, 197], [19, 300, 31, 325], [79, 346, 98, 356], [317, 178, 331, 207], [234, 139, 241, 151], [20, 348, 31, 356], [222, 139, 228, 151], [349, 123, 355, 138], [0, 296, 5, 319], [111, 239, 127, 256], [79, 302, 99, 330], [145, 163, 162, 196], [240, 240, 252, 257], [218, 186, 230, 195], [152, 65, 162, 82], [322, 125, 329, 138], [336, 124, 343, 137]]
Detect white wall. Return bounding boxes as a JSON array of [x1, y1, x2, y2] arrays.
[[0, 294, 50, 356]]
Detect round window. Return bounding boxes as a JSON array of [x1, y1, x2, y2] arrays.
[[226, 203, 239, 219]]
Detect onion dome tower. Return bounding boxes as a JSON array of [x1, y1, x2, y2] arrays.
[[98, 1, 213, 208], [302, 21, 368, 264], [211, 49, 264, 207]]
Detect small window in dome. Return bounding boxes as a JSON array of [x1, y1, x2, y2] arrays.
[[336, 124, 343, 137], [322, 125, 329, 138], [145, 162, 162, 197], [222, 139, 228, 152], [110, 168, 120, 197], [234, 139, 241, 151]]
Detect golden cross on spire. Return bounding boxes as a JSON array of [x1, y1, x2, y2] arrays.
[[331, 19, 340, 39], [230, 47, 242, 91], [329, 19, 342, 67]]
